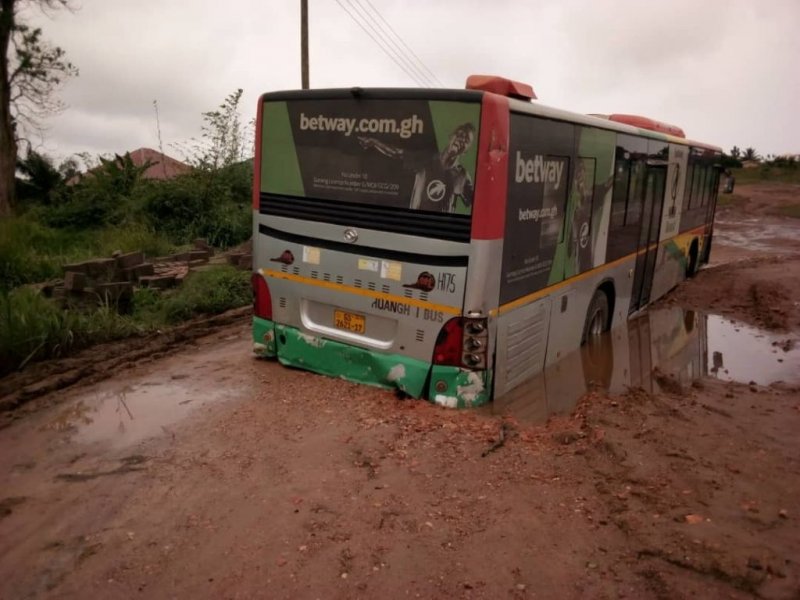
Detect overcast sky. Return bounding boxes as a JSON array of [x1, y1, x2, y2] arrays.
[[22, 0, 800, 163]]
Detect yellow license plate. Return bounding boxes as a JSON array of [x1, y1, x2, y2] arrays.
[[334, 309, 366, 334]]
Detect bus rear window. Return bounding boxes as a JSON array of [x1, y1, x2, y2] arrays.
[[259, 98, 480, 222]]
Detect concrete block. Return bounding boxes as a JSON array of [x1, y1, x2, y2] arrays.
[[62, 261, 89, 276], [237, 253, 252, 270], [115, 251, 145, 269], [121, 262, 154, 282], [83, 258, 117, 281], [189, 249, 211, 261], [64, 271, 87, 292], [96, 282, 134, 303]]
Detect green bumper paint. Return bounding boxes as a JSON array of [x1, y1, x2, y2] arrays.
[[252, 316, 277, 357], [251, 318, 492, 406], [428, 365, 492, 408]]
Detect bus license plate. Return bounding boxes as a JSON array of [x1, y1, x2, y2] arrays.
[[334, 310, 365, 334]]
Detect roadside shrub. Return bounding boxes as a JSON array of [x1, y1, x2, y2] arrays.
[[0, 287, 138, 375], [0, 217, 88, 290], [161, 266, 250, 323], [142, 163, 252, 248], [0, 217, 176, 290], [93, 224, 175, 259]]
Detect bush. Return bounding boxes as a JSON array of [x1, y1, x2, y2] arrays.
[[161, 266, 251, 323], [0, 217, 88, 290], [0, 217, 176, 290], [142, 163, 252, 248], [0, 287, 139, 375]]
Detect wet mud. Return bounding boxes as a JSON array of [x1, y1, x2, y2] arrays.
[[1, 182, 799, 598]]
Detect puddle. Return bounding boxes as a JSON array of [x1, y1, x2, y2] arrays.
[[706, 316, 798, 386], [492, 308, 800, 424], [47, 379, 237, 449], [714, 217, 800, 254]]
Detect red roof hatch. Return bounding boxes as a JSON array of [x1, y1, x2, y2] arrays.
[[608, 114, 685, 139], [466, 75, 536, 100]]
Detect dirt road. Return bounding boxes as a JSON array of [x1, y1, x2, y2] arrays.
[[1, 183, 799, 599]]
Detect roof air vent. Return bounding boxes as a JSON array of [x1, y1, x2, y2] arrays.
[[465, 75, 536, 100], [608, 114, 685, 138]]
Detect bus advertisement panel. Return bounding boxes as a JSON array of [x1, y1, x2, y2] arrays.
[[261, 99, 480, 216]]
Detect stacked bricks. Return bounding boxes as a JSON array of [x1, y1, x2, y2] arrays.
[[56, 239, 221, 312]]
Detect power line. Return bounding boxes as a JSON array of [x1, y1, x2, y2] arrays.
[[349, 0, 437, 87], [359, 0, 444, 87], [333, 0, 430, 87]]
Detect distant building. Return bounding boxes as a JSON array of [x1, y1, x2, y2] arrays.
[[127, 147, 191, 180], [67, 147, 191, 185]]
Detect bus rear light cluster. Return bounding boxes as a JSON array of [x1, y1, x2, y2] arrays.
[[432, 316, 488, 370], [462, 316, 488, 370], [252, 272, 273, 320]]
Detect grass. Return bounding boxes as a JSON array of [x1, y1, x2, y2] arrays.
[[133, 266, 251, 326], [0, 266, 251, 376], [0, 287, 140, 375], [731, 166, 800, 185], [0, 216, 177, 291], [776, 204, 800, 219]]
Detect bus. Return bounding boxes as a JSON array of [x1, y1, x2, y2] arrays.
[[251, 75, 721, 408]]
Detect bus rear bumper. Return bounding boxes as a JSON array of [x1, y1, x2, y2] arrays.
[[252, 317, 491, 407]]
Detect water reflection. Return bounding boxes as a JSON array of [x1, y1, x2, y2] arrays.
[[48, 379, 236, 449], [492, 308, 800, 423]]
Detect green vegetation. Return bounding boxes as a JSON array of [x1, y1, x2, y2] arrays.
[[731, 166, 800, 185], [777, 204, 800, 219], [0, 91, 254, 374], [0, 266, 250, 375], [0, 216, 175, 290], [133, 266, 251, 326]]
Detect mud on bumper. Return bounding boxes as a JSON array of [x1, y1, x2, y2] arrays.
[[252, 317, 491, 407]]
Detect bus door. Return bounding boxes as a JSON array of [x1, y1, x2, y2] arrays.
[[630, 166, 666, 312]]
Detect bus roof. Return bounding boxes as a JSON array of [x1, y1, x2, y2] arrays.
[[258, 86, 722, 154]]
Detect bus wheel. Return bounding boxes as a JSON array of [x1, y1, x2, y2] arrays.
[[582, 290, 609, 345]]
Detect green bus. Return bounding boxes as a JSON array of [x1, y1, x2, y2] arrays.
[[251, 75, 721, 407]]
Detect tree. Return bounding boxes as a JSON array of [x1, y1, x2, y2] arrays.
[[15, 148, 61, 204], [742, 147, 760, 162], [729, 146, 741, 160], [178, 89, 253, 172], [0, 0, 77, 217]]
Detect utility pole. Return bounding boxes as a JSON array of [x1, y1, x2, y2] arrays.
[[301, 0, 309, 89]]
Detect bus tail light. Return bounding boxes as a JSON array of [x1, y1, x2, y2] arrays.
[[252, 272, 273, 320], [433, 318, 464, 367], [432, 316, 489, 370]]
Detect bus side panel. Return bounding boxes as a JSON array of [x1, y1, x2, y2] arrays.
[[494, 298, 551, 398], [543, 258, 634, 368]]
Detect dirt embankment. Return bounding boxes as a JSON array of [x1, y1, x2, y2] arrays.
[[658, 254, 800, 332]]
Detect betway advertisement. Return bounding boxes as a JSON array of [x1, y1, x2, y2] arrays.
[[261, 99, 480, 215]]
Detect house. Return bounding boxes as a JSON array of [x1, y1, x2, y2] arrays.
[[127, 147, 191, 180]]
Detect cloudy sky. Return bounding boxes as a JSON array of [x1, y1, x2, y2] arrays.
[[22, 0, 800, 163]]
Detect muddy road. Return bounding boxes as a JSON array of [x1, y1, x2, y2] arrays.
[[1, 182, 799, 599]]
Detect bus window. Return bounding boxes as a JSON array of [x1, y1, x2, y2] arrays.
[[683, 162, 694, 212], [691, 164, 704, 210], [611, 157, 629, 228], [625, 160, 646, 226]]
